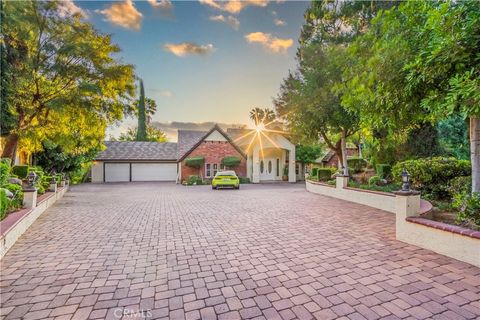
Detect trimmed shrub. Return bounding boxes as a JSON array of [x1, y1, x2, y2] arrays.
[[12, 165, 29, 179], [317, 168, 333, 181], [311, 168, 319, 178], [368, 175, 382, 186], [392, 157, 471, 200], [0, 162, 10, 186], [0, 189, 7, 220], [239, 177, 250, 184], [4, 183, 23, 209], [186, 175, 203, 185], [376, 164, 392, 180], [185, 156, 205, 168], [222, 156, 241, 167], [36, 184, 45, 194], [453, 192, 480, 226], [448, 176, 472, 199], [347, 157, 368, 173]]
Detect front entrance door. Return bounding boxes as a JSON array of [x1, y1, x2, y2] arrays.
[[259, 158, 275, 181]]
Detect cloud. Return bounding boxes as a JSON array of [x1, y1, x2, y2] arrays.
[[271, 10, 277, 16], [245, 32, 293, 53], [209, 15, 240, 30], [274, 18, 286, 26], [147, 0, 174, 18], [199, 0, 267, 14], [58, 0, 88, 18], [98, 0, 142, 30], [163, 42, 215, 57], [159, 90, 173, 97]]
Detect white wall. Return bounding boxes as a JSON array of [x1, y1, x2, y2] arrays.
[[91, 161, 104, 183]]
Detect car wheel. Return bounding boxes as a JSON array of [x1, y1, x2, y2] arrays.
[[235, 185, 240, 189], [212, 185, 216, 190]]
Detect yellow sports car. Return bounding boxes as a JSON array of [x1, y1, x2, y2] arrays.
[[212, 171, 240, 189]]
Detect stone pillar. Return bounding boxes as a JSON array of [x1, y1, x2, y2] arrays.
[[288, 148, 296, 183], [49, 182, 57, 193], [394, 191, 421, 240], [23, 188, 38, 209], [336, 176, 349, 189], [252, 147, 260, 183]]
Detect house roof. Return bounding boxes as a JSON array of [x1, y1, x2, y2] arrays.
[[177, 125, 246, 161], [176, 130, 208, 160], [96, 125, 247, 162], [96, 141, 178, 161]]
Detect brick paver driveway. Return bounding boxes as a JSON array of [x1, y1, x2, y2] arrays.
[[1, 183, 479, 320]]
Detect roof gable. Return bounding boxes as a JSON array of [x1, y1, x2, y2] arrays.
[[177, 124, 246, 161]]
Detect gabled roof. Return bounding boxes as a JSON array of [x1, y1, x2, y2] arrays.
[[177, 124, 247, 161], [96, 141, 178, 161]]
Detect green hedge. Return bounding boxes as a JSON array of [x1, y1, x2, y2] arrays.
[[368, 175, 382, 186], [187, 175, 203, 185], [239, 177, 250, 184], [392, 157, 471, 200], [4, 183, 23, 209], [317, 168, 334, 181], [0, 189, 7, 220], [0, 163, 10, 186], [376, 164, 392, 180], [12, 165, 29, 179], [0, 158, 11, 166], [311, 168, 319, 177], [185, 156, 205, 168], [221, 156, 241, 167], [347, 157, 368, 173]]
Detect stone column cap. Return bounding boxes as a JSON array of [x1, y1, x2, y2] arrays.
[[23, 187, 37, 192], [394, 190, 420, 196]]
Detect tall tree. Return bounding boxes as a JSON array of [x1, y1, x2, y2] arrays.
[[136, 79, 147, 141], [341, 1, 480, 192], [1, 1, 136, 161], [119, 126, 168, 143]]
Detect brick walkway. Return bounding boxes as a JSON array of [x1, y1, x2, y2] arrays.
[[1, 183, 479, 320]]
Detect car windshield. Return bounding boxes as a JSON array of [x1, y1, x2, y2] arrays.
[[216, 171, 236, 177]]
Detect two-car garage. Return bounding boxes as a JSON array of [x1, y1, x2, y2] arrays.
[[91, 141, 179, 183], [104, 162, 177, 182]]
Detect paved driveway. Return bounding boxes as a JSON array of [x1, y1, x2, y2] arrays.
[[1, 183, 479, 320]]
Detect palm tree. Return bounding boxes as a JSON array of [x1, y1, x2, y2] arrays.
[[262, 108, 276, 124], [249, 107, 264, 126]]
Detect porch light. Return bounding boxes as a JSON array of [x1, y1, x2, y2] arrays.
[[401, 169, 410, 192]]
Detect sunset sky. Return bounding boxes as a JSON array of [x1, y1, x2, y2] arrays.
[[73, 0, 309, 139]]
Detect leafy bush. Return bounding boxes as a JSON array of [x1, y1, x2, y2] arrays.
[[4, 183, 23, 209], [0, 189, 7, 220], [187, 175, 203, 185], [392, 157, 471, 200], [185, 157, 205, 168], [348, 181, 402, 193], [0, 162, 10, 186], [347, 157, 367, 173], [36, 184, 45, 194], [317, 168, 334, 181], [222, 156, 241, 167], [12, 165, 29, 179], [311, 167, 319, 178], [368, 175, 382, 186], [453, 192, 480, 226], [376, 164, 392, 180], [239, 177, 250, 184], [448, 176, 472, 199], [0, 158, 11, 166]]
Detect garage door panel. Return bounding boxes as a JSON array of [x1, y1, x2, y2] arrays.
[[105, 163, 130, 182], [131, 163, 177, 181]]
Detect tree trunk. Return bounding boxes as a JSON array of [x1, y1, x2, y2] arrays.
[[1, 133, 18, 164], [471, 117, 480, 193], [341, 130, 349, 176]]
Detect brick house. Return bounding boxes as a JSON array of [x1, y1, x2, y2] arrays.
[[92, 124, 297, 183]]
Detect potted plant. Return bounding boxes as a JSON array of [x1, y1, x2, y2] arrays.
[[282, 165, 288, 181]]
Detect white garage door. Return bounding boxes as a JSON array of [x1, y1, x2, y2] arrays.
[[105, 163, 130, 182], [131, 163, 177, 181]]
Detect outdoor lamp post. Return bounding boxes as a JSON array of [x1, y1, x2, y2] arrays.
[[26, 171, 38, 189], [401, 169, 410, 192]]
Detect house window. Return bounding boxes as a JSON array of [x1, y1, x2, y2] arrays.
[[296, 163, 299, 175], [276, 159, 280, 176], [206, 164, 211, 177], [260, 160, 264, 173], [220, 164, 225, 171], [268, 160, 272, 174], [213, 164, 218, 176]]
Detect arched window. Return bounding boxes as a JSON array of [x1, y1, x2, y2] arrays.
[[260, 160, 264, 173]]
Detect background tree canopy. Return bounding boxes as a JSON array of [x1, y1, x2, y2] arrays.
[[0, 0, 136, 161]]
